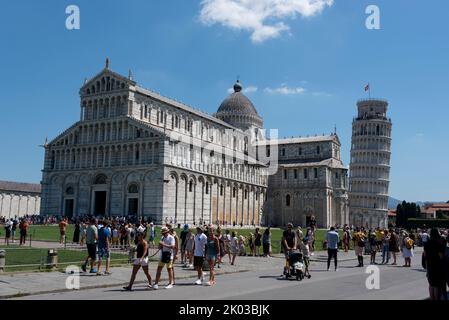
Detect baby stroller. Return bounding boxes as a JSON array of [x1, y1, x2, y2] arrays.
[[284, 251, 305, 281]]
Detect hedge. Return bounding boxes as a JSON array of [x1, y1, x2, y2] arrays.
[[407, 219, 449, 229]]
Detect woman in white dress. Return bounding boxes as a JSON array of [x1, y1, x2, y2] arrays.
[[401, 232, 414, 267]]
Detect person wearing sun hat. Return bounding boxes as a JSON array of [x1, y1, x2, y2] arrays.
[[153, 226, 175, 290]]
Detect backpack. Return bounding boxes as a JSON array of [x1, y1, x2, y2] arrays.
[[406, 238, 414, 250]]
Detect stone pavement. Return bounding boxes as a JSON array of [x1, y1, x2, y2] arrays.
[[0, 249, 363, 299]]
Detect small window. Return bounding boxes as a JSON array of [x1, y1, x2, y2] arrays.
[[189, 181, 193, 192], [335, 172, 339, 179], [281, 148, 286, 156], [303, 169, 308, 179], [135, 150, 140, 160], [244, 190, 248, 200], [314, 168, 318, 179], [66, 187, 74, 195], [205, 182, 209, 194], [128, 184, 139, 193], [286, 194, 291, 207], [220, 185, 223, 196], [317, 146, 321, 154], [233, 187, 236, 198], [284, 169, 287, 179], [298, 147, 302, 156], [294, 169, 298, 179]]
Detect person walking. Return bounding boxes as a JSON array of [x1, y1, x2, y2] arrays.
[[97, 221, 112, 275], [254, 228, 262, 257], [422, 228, 446, 300], [230, 231, 238, 265], [353, 227, 365, 267], [205, 227, 220, 286], [326, 227, 339, 271], [282, 223, 296, 274], [11, 218, 18, 243], [343, 226, 351, 252], [184, 228, 195, 268], [123, 231, 152, 291], [180, 224, 189, 265], [148, 222, 156, 248], [262, 228, 271, 257], [381, 230, 391, 264], [224, 229, 232, 263], [82, 218, 98, 273], [193, 226, 208, 285], [402, 232, 414, 267], [73, 220, 80, 244], [168, 226, 179, 285], [153, 226, 175, 290], [59, 218, 68, 245], [389, 229, 400, 265], [297, 237, 312, 279], [369, 231, 377, 264], [216, 228, 225, 268], [19, 218, 29, 246], [4, 219, 12, 246]]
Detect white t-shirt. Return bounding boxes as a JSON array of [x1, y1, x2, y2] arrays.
[[230, 236, 238, 250], [194, 233, 208, 257], [161, 234, 175, 259], [421, 232, 429, 243]]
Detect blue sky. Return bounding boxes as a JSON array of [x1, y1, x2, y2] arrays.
[[0, 0, 448, 202]]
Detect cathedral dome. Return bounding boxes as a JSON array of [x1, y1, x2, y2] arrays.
[[215, 80, 263, 131]]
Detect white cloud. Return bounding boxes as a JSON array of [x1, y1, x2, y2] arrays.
[[264, 85, 306, 95], [227, 85, 258, 94], [199, 0, 334, 43]]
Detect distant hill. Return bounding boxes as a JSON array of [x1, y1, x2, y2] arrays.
[[388, 197, 446, 209], [388, 197, 403, 209]]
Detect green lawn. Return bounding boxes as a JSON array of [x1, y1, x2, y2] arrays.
[[0, 246, 127, 273]]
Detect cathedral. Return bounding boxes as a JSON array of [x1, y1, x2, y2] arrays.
[[40, 60, 349, 228]]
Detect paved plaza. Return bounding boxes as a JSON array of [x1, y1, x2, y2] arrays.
[[0, 248, 428, 300]]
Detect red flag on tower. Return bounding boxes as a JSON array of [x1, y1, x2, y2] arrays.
[[364, 84, 370, 92]]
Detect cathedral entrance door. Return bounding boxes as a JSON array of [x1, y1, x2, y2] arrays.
[[128, 198, 138, 217], [64, 199, 74, 219], [94, 191, 107, 216]]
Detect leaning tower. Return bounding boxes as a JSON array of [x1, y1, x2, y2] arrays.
[[349, 99, 392, 228]]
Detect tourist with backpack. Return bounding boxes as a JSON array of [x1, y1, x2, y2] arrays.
[[402, 232, 414, 267]]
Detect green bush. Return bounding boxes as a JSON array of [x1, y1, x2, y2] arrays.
[[407, 219, 449, 229]]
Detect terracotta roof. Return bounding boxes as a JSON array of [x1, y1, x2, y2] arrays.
[[0, 180, 41, 194]]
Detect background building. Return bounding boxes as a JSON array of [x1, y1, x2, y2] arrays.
[[0, 180, 41, 218], [260, 135, 349, 228], [349, 99, 392, 228]]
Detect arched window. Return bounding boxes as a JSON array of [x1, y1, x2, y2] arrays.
[[233, 187, 236, 198], [94, 174, 107, 185], [286, 194, 291, 207], [220, 185, 223, 196], [205, 182, 209, 194], [128, 184, 139, 194], [189, 180, 193, 192]]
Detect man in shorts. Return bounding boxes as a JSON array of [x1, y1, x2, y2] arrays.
[[153, 226, 175, 289], [282, 223, 296, 274], [97, 220, 111, 275], [193, 226, 208, 285], [82, 218, 98, 273], [59, 218, 68, 245]]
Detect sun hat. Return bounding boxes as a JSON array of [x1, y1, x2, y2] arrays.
[[161, 226, 169, 234]]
